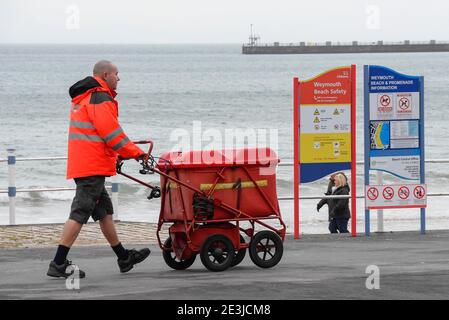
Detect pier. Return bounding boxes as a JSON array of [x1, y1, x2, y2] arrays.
[[242, 40, 449, 54]]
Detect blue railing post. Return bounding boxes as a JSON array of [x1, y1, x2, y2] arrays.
[[7, 149, 16, 225], [111, 181, 119, 221]]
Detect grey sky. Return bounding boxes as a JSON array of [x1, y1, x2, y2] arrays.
[[1, 0, 448, 44]]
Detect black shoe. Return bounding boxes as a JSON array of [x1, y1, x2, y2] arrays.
[[118, 248, 151, 273], [47, 260, 86, 279]]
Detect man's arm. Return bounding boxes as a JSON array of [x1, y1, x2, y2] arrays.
[[88, 100, 145, 159]]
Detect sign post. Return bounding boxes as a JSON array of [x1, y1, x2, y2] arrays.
[[293, 65, 357, 238], [364, 65, 425, 235], [293, 77, 300, 239]]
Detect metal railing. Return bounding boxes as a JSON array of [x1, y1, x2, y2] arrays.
[[1, 151, 449, 226], [0, 149, 119, 225], [277, 160, 449, 200]]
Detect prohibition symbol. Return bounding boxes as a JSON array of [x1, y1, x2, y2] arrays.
[[414, 186, 426, 199], [398, 186, 410, 200], [367, 187, 379, 201], [399, 97, 410, 110], [382, 187, 394, 200], [380, 95, 391, 107]]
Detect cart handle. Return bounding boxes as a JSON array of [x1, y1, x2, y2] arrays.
[[116, 139, 154, 172], [133, 140, 154, 160]]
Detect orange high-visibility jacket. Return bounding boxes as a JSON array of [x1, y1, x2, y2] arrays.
[[66, 76, 144, 179]]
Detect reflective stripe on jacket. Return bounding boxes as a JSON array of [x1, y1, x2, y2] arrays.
[[67, 76, 144, 179]]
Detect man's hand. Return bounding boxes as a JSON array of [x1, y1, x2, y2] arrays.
[[135, 153, 147, 162]]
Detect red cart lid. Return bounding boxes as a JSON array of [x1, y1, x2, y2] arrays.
[[157, 147, 279, 169]]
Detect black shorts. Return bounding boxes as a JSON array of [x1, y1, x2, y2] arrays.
[[69, 176, 114, 224]]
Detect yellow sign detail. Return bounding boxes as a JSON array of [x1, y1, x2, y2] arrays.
[[200, 180, 268, 191], [300, 133, 351, 163], [333, 108, 340, 115], [314, 109, 320, 115], [313, 117, 320, 123]]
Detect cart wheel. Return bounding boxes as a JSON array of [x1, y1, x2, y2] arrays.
[[231, 235, 246, 267], [163, 238, 196, 270], [249, 231, 283, 268], [200, 234, 235, 272]]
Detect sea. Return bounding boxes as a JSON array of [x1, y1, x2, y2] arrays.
[[1, 44, 449, 234]]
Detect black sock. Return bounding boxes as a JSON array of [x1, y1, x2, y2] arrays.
[[53, 245, 70, 265], [112, 242, 129, 260]]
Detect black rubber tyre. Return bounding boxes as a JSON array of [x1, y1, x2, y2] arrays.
[[249, 231, 283, 268], [231, 235, 246, 267], [200, 234, 235, 272], [162, 237, 196, 270]]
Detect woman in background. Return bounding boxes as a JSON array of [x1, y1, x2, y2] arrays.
[[317, 173, 351, 234]]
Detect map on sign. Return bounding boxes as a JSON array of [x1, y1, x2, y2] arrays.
[[370, 121, 390, 150]]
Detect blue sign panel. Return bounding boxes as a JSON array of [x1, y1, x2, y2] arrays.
[[364, 65, 425, 235], [365, 66, 423, 181]]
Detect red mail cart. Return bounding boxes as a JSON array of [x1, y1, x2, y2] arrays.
[[117, 142, 286, 272]]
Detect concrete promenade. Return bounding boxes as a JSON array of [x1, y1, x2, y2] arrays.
[[1, 223, 449, 300]]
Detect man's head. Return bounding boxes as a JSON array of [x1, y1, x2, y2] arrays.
[[93, 60, 120, 91]]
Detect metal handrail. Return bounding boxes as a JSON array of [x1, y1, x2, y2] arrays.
[[0, 186, 111, 194], [278, 193, 449, 201], [1, 151, 120, 225], [277, 159, 449, 166], [2, 157, 449, 164], [2, 154, 449, 227], [0, 156, 67, 162]]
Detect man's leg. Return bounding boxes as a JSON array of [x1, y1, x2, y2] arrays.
[[99, 214, 128, 260], [47, 176, 96, 278], [50, 219, 83, 268], [47, 219, 86, 278], [99, 214, 120, 246], [60, 219, 83, 247], [95, 190, 150, 273]]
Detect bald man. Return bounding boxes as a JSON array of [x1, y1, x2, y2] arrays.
[[47, 61, 150, 279]]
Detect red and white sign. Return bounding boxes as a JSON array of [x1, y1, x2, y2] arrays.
[[398, 186, 410, 200], [376, 93, 393, 117], [367, 187, 379, 201], [396, 93, 412, 114], [382, 186, 394, 200], [365, 184, 427, 209], [380, 94, 391, 107], [414, 185, 426, 199]]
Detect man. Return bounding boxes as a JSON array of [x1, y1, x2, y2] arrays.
[[47, 60, 150, 278]]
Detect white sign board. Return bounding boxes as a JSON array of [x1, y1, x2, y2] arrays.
[[369, 92, 420, 121], [365, 184, 427, 209], [300, 105, 351, 133], [370, 155, 420, 180]]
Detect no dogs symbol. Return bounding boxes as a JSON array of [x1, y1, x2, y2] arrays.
[[380, 95, 391, 107], [399, 97, 410, 111]]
